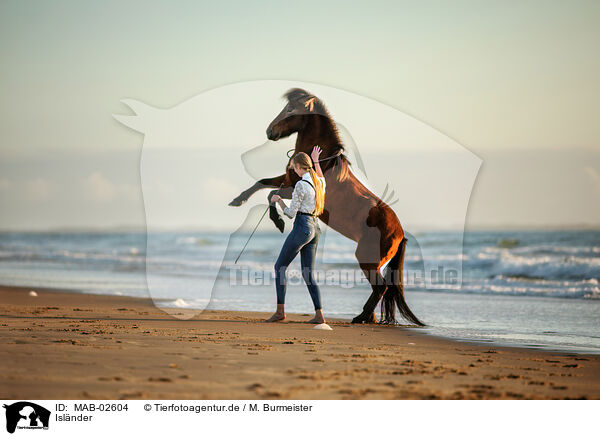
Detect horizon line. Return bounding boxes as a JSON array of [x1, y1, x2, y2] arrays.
[[1, 224, 599, 233]]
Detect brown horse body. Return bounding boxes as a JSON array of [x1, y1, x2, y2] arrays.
[[229, 88, 424, 325]]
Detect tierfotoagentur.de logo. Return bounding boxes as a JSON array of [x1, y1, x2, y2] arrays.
[[3, 402, 50, 434]]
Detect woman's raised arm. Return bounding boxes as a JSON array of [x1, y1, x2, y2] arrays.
[[311, 146, 324, 178]]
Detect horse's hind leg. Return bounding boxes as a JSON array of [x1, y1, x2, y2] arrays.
[[351, 264, 383, 323], [351, 237, 391, 324]]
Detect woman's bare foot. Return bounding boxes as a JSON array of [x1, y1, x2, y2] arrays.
[[265, 304, 286, 322], [308, 317, 324, 324], [308, 309, 325, 324], [265, 312, 286, 322]]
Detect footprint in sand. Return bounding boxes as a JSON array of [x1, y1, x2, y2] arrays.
[[98, 376, 124, 382], [119, 391, 148, 399], [147, 377, 173, 383]]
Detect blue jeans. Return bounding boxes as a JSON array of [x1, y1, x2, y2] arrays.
[[274, 213, 322, 310]]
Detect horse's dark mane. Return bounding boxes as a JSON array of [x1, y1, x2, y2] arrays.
[[284, 88, 349, 181], [327, 153, 350, 182], [283, 87, 309, 102]]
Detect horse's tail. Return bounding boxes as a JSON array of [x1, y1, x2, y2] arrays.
[[381, 237, 425, 326]]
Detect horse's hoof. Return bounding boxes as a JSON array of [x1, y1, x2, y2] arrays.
[[351, 313, 377, 324], [274, 218, 285, 233], [378, 319, 397, 326], [228, 197, 246, 207]]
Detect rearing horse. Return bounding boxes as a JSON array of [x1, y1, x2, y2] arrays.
[[229, 88, 424, 326]]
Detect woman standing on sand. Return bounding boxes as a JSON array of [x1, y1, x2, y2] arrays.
[[267, 146, 326, 324]]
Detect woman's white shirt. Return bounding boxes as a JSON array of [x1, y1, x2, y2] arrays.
[[283, 172, 326, 218]]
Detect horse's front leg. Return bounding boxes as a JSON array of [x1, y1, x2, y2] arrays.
[[228, 174, 286, 207], [267, 186, 294, 233]]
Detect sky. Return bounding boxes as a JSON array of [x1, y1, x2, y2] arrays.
[[0, 0, 599, 231]]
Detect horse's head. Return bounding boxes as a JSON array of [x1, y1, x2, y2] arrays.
[[266, 88, 326, 142], [267, 88, 349, 179]]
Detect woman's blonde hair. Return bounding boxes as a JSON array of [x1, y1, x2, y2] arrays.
[[291, 152, 325, 216]]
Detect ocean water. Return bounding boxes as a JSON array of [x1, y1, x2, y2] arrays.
[[0, 229, 598, 353]]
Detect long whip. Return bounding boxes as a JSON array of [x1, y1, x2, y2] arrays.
[[234, 183, 284, 264]]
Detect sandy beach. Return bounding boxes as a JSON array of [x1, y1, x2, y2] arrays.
[[1, 284, 598, 400]]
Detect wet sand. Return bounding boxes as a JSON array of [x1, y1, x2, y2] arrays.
[[0, 284, 598, 399]]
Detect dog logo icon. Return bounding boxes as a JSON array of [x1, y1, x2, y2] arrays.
[[3, 402, 50, 434]]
